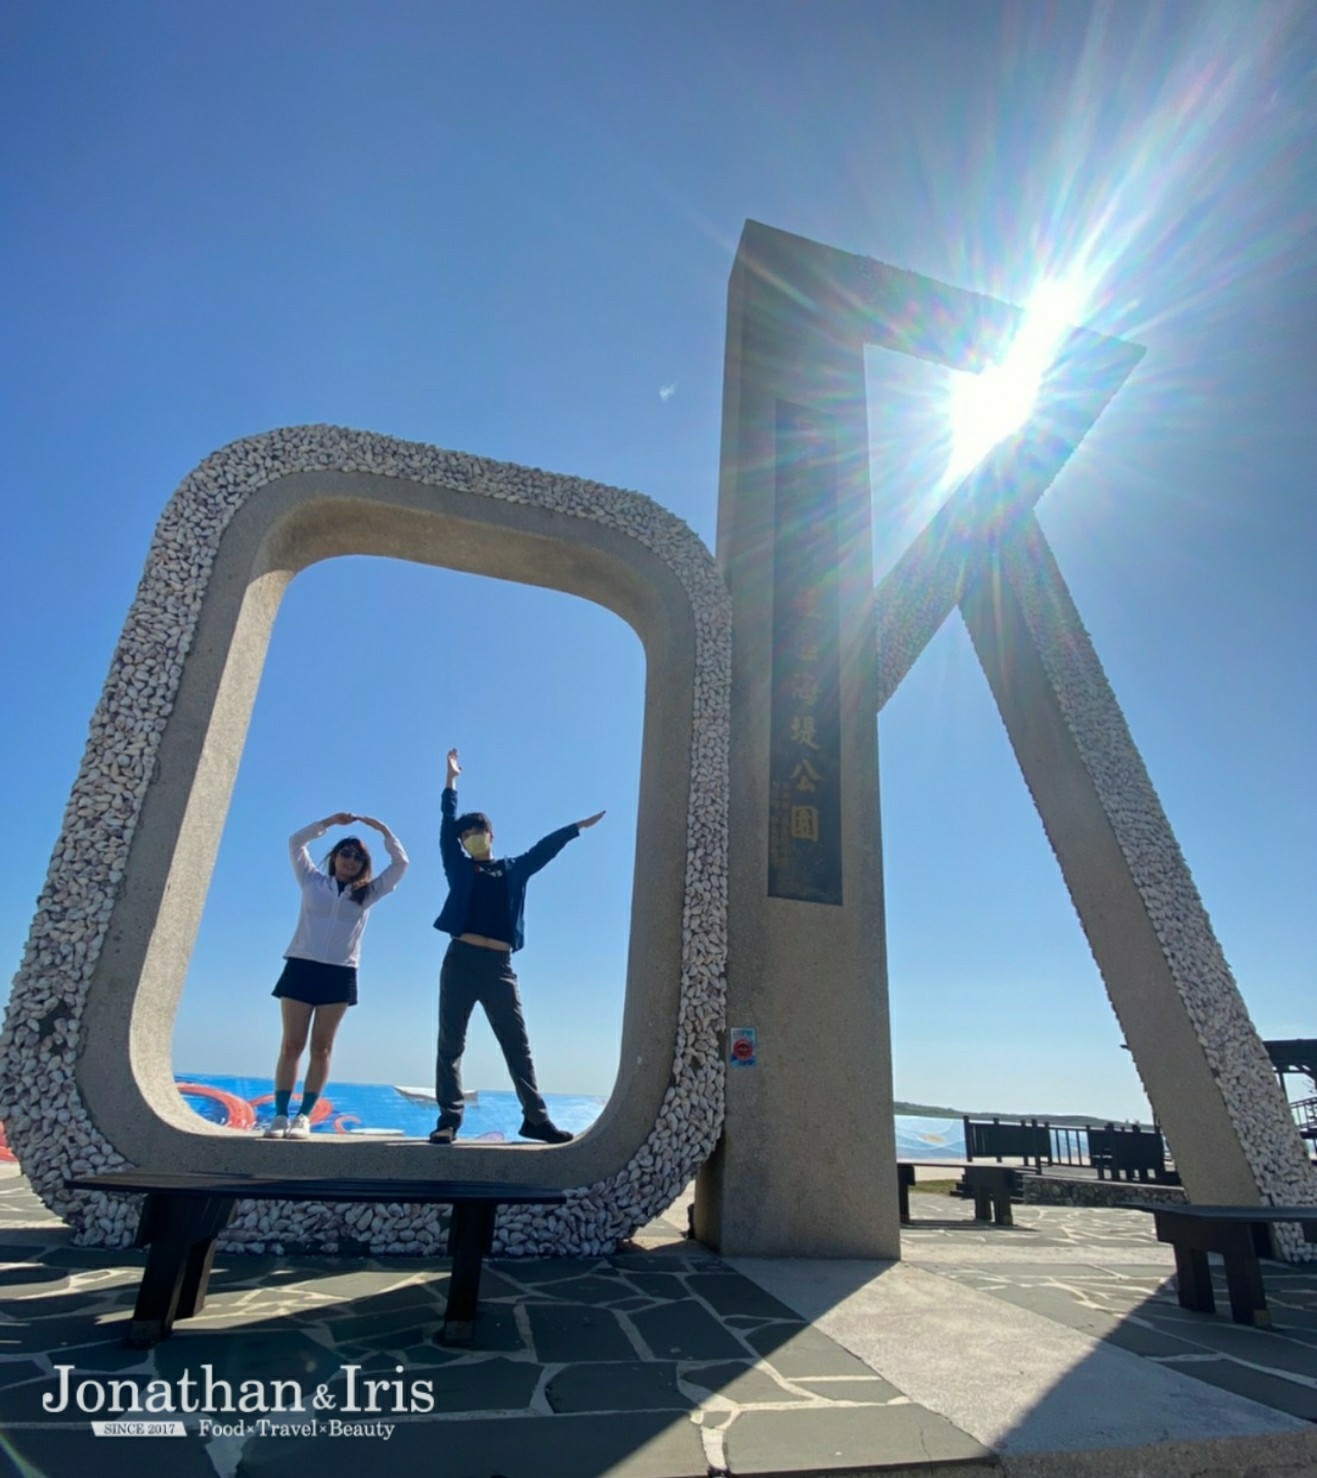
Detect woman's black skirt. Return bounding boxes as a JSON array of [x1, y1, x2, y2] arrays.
[[272, 956, 358, 1007]]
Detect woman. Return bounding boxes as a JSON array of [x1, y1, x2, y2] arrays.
[[266, 812, 408, 1139]]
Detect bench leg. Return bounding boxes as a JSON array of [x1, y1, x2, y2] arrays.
[[960, 1169, 990, 1221], [439, 1201, 496, 1345], [992, 1181, 1013, 1227], [1171, 1244, 1216, 1316], [1220, 1225, 1270, 1327], [178, 1233, 223, 1318], [127, 1194, 235, 1347], [897, 1165, 914, 1225], [964, 1170, 1013, 1226]]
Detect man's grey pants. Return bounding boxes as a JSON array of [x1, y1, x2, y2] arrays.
[[435, 939, 549, 1131]]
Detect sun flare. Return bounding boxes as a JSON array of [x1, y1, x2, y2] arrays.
[[947, 282, 1085, 481]]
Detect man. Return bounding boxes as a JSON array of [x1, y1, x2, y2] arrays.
[[430, 747, 604, 1145]]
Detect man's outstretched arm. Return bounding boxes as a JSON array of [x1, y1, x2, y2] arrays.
[[519, 809, 606, 877]]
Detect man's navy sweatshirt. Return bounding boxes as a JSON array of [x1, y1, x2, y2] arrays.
[[432, 786, 579, 953]]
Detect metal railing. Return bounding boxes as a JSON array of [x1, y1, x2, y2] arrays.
[[1049, 1125, 1089, 1167], [963, 1116, 1177, 1182], [962, 1117, 1052, 1171], [1291, 1096, 1317, 1140]]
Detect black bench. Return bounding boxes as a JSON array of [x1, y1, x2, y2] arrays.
[[1131, 1203, 1317, 1327], [897, 1161, 1024, 1226], [67, 1171, 566, 1347]]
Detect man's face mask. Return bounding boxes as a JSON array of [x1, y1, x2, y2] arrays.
[[462, 832, 492, 860]]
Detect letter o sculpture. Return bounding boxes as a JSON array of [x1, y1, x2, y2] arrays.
[[0, 426, 730, 1256]]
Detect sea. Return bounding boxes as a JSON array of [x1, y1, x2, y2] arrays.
[[175, 1072, 968, 1156]]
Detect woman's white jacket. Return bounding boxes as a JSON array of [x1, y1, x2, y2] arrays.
[[283, 821, 408, 968]]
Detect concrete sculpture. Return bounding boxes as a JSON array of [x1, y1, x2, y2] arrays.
[[0, 433, 730, 1255], [4, 221, 1310, 1262], [697, 223, 1315, 1257]]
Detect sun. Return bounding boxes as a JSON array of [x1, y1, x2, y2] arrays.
[[947, 282, 1084, 481]]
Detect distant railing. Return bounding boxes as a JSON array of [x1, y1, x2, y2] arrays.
[[963, 1116, 1179, 1183], [1292, 1096, 1317, 1141], [1049, 1124, 1089, 1168], [1086, 1123, 1176, 1183], [962, 1117, 1052, 1171]]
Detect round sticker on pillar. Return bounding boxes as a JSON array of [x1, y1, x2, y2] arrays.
[[729, 1028, 756, 1067]]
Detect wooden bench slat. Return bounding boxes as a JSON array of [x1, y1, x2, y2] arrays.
[[1127, 1204, 1317, 1222], [69, 1172, 565, 1205]]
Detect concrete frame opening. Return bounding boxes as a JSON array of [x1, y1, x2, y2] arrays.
[[174, 554, 643, 1118]]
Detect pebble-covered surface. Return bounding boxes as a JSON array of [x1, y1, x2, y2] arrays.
[[0, 426, 731, 1258], [1021, 1177, 1187, 1210]]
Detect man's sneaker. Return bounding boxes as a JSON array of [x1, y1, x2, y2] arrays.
[[428, 1126, 456, 1145], [518, 1118, 573, 1145], [285, 1114, 312, 1140], [263, 1114, 289, 1139]]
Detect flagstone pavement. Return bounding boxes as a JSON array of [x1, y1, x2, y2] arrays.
[[0, 1165, 1314, 1477]]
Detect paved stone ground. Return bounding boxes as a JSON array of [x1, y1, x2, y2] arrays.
[[903, 1197, 1317, 1422], [0, 1168, 1314, 1476]]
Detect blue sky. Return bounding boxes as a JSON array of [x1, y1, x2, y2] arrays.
[[3, 1, 1314, 1121]]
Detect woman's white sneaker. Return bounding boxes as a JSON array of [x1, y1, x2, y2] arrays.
[[264, 1114, 289, 1138], [285, 1114, 312, 1139]]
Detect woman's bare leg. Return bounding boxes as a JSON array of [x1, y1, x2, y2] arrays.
[[275, 999, 313, 1093], [304, 1001, 350, 1098]]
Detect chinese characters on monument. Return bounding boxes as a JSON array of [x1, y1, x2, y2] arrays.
[[768, 402, 843, 905]]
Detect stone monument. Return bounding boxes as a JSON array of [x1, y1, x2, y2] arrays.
[[696, 221, 1316, 1258]]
